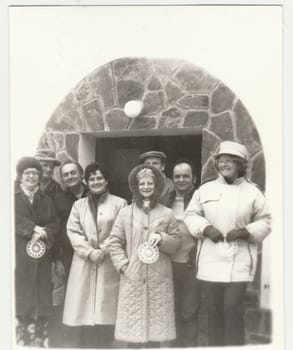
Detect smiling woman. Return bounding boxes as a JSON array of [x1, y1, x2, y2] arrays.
[[184, 141, 271, 346], [14, 157, 59, 347], [109, 164, 181, 346], [62, 162, 127, 348]]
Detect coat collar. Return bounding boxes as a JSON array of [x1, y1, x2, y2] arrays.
[[217, 174, 246, 185]]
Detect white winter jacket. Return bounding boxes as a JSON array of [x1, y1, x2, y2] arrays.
[[184, 175, 271, 282]]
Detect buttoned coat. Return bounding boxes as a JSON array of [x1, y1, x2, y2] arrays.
[[62, 192, 127, 326], [184, 175, 272, 282], [14, 183, 59, 317], [109, 203, 181, 343]]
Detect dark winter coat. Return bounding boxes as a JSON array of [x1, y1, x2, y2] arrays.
[[42, 178, 62, 200], [163, 186, 198, 264], [14, 183, 59, 317], [53, 184, 88, 271]]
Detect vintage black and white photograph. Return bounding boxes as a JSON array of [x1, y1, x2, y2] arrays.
[[9, 4, 283, 350]]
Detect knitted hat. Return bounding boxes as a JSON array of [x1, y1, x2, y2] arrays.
[[128, 164, 165, 205]]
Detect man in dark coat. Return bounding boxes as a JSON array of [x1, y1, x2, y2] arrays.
[[49, 160, 88, 348], [35, 148, 62, 200], [53, 161, 88, 277], [163, 159, 201, 347]]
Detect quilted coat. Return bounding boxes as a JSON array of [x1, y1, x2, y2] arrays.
[[109, 202, 181, 343], [14, 183, 59, 317], [62, 191, 127, 326]]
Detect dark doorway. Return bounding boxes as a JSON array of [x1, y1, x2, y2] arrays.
[[96, 133, 202, 202]]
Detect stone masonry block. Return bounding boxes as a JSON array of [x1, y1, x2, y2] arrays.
[[210, 112, 234, 140], [82, 99, 104, 131], [117, 80, 145, 108], [183, 111, 209, 127], [211, 84, 235, 114]]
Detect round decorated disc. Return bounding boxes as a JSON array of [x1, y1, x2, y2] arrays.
[[138, 241, 159, 264], [26, 240, 46, 259]]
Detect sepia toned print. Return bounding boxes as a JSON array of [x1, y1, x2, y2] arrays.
[[10, 5, 282, 350]]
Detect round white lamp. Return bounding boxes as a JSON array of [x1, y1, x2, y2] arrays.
[[124, 100, 144, 118]]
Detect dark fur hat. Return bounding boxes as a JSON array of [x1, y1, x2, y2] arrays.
[[128, 164, 165, 208], [16, 157, 43, 177]]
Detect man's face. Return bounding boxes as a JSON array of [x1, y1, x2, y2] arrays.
[[61, 163, 82, 189], [40, 160, 55, 180], [173, 163, 194, 195], [144, 157, 165, 172]]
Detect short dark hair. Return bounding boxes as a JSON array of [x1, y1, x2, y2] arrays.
[[173, 158, 195, 176], [60, 161, 84, 179], [84, 162, 109, 183]]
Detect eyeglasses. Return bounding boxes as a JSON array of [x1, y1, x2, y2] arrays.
[[217, 159, 236, 165], [23, 170, 40, 176]]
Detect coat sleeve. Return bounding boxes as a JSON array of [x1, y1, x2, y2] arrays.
[[183, 189, 211, 238], [99, 198, 128, 255], [15, 214, 35, 238], [66, 202, 95, 259], [159, 213, 181, 256], [43, 200, 59, 248], [246, 190, 272, 243], [109, 209, 129, 272]]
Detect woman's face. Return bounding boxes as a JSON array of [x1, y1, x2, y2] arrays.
[[138, 176, 155, 199], [217, 155, 240, 181], [20, 168, 40, 190], [88, 170, 108, 195]]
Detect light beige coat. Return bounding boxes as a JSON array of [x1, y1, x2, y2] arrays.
[[63, 192, 127, 326], [184, 176, 271, 282]]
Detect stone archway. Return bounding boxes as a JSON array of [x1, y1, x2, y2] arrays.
[[37, 56, 270, 344], [38, 57, 265, 191]]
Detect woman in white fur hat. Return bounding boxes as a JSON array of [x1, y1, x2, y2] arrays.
[[184, 141, 271, 346]]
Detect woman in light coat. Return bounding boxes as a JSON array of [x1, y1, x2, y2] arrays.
[[109, 164, 181, 347], [62, 162, 127, 348], [184, 141, 272, 346]]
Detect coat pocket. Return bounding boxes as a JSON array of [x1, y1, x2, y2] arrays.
[[199, 190, 222, 204]]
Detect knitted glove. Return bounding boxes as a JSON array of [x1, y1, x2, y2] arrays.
[[203, 225, 224, 243], [226, 228, 250, 242]]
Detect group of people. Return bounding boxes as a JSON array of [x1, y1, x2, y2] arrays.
[[14, 141, 271, 348]]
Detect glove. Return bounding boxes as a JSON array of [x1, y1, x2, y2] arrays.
[[149, 232, 162, 248], [88, 249, 104, 264], [226, 228, 250, 242], [203, 225, 224, 243]]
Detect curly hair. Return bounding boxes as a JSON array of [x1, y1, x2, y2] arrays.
[[128, 164, 165, 209], [214, 155, 248, 178]]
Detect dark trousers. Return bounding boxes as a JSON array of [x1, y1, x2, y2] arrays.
[[202, 281, 247, 346], [48, 248, 74, 348], [172, 262, 201, 347], [79, 324, 115, 348]]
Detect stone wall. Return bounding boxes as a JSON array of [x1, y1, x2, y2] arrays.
[[38, 57, 265, 190], [37, 57, 270, 344]]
